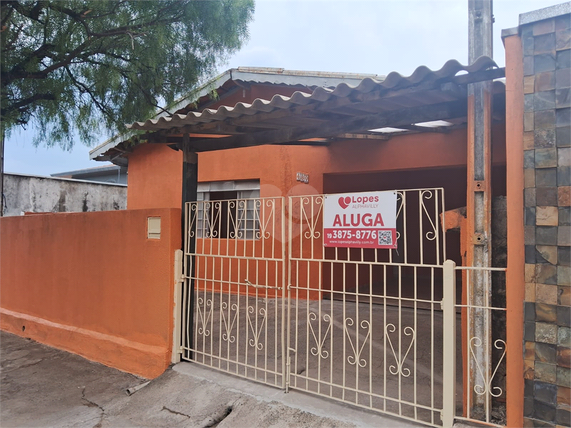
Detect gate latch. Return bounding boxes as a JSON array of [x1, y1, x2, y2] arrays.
[[245, 279, 279, 290]]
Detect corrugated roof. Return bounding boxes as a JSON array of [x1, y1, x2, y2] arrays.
[[165, 67, 383, 116], [93, 56, 504, 161], [89, 67, 382, 159], [128, 56, 498, 132]]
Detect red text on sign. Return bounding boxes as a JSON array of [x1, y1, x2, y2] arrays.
[[332, 213, 385, 227]]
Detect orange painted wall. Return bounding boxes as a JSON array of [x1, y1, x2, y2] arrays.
[[0, 208, 181, 378], [126, 83, 313, 211], [200, 126, 505, 192], [126, 122, 506, 211], [127, 144, 183, 210], [125, 122, 507, 301]]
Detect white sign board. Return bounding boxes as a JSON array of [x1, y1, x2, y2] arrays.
[[323, 191, 397, 249]]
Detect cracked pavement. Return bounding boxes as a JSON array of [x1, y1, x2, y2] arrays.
[[1, 331, 417, 427]]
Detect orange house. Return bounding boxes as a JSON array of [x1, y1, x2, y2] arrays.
[[91, 63, 507, 305], [89, 60, 513, 427]]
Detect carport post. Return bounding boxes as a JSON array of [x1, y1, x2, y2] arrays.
[[467, 0, 493, 414], [182, 134, 198, 359], [442, 259, 457, 427]]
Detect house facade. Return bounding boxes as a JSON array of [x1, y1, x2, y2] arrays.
[[90, 61, 512, 426], [1, 4, 570, 428]]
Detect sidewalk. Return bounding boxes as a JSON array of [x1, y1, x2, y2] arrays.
[[1, 331, 419, 427]]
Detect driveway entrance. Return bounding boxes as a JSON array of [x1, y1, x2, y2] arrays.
[[177, 190, 506, 427]]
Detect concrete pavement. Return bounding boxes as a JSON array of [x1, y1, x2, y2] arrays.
[[1, 331, 420, 427]]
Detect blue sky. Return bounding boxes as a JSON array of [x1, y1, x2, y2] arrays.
[[5, 0, 564, 176]]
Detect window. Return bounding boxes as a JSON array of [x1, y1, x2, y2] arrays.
[[196, 180, 260, 239]]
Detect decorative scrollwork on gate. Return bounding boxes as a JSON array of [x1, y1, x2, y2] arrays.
[[220, 301, 238, 343], [469, 337, 507, 398], [301, 196, 323, 239], [228, 200, 245, 239], [308, 312, 332, 359], [344, 318, 371, 367], [386, 324, 415, 377], [187, 202, 198, 241], [247, 306, 267, 350], [420, 190, 438, 242], [255, 199, 274, 240], [196, 297, 213, 336], [204, 201, 221, 238]]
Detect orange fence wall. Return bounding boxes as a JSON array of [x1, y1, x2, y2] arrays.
[[0, 208, 181, 378]]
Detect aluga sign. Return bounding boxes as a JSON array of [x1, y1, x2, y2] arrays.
[[323, 191, 397, 249]]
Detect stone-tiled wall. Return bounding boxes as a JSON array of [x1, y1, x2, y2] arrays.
[[521, 11, 571, 428]]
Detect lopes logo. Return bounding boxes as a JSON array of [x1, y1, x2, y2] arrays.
[[338, 195, 380, 209], [338, 196, 351, 209]]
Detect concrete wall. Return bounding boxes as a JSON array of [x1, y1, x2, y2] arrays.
[[0, 208, 181, 378], [4, 173, 127, 216], [504, 5, 570, 427]]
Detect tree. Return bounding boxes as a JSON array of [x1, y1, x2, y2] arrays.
[[1, 0, 255, 147], [0, 0, 254, 215]]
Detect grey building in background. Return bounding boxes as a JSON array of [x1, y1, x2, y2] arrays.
[[3, 173, 127, 217], [51, 164, 127, 185]]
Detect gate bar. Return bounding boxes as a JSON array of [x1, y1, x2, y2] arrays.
[[442, 259, 457, 427], [172, 249, 184, 363]]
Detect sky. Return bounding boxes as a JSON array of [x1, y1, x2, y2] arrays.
[[4, 0, 566, 176]]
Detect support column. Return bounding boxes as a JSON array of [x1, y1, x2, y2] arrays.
[[503, 30, 524, 428], [182, 134, 198, 358], [467, 0, 494, 416]]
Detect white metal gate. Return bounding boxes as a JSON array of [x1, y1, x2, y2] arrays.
[[178, 189, 507, 427], [286, 190, 448, 427], [180, 196, 286, 387]]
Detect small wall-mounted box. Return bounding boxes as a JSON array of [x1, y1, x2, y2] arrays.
[[147, 217, 161, 239]]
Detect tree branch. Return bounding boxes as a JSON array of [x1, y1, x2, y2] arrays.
[[1, 92, 56, 116], [63, 65, 114, 121], [4, 1, 48, 23], [47, 2, 91, 35]]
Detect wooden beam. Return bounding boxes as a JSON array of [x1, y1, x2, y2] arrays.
[[276, 140, 330, 147], [333, 133, 390, 140], [187, 100, 467, 152]]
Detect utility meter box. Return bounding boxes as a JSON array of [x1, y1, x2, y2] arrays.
[[147, 217, 161, 239]]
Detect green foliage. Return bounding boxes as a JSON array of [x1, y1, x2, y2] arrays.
[[0, 0, 254, 149]]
